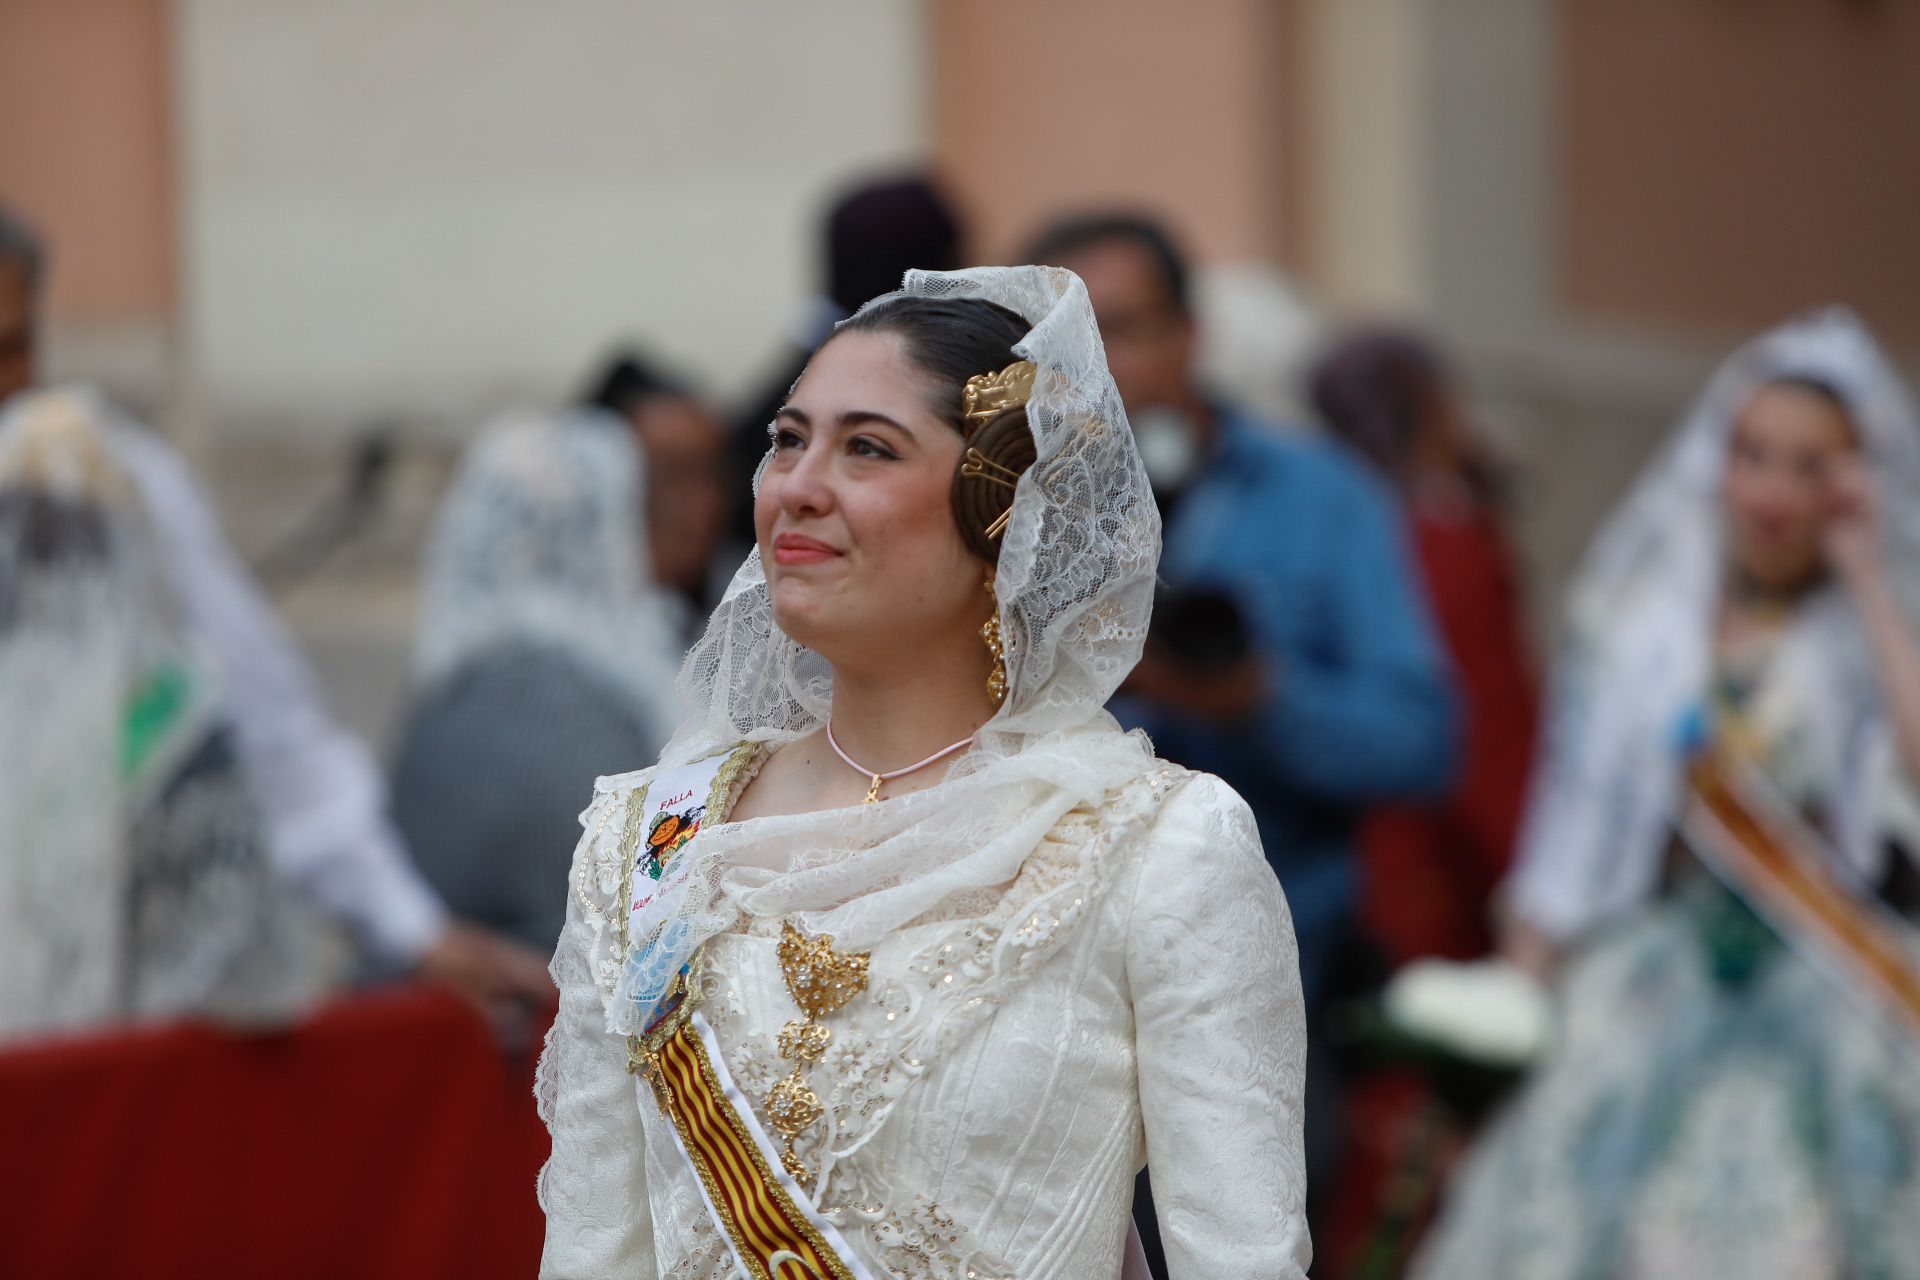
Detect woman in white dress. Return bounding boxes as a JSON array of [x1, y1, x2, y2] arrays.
[[391, 408, 686, 952], [1414, 310, 1920, 1279], [0, 387, 319, 1040], [537, 266, 1311, 1279]]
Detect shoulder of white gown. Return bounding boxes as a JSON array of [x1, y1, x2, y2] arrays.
[[589, 764, 657, 799], [1103, 760, 1251, 829], [1120, 766, 1266, 871]]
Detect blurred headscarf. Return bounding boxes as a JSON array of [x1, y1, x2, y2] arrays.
[[412, 410, 686, 731], [394, 411, 687, 949], [0, 388, 317, 1040]]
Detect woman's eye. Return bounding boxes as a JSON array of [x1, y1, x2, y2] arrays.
[[770, 426, 804, 451], [849, 436, 897, 460]]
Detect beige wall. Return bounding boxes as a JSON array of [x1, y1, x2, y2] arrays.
[[931, 0, 1305, 266], [178, 0, 929, 438], [1296, 0, 1430, 315], [0, 0, 175, 324], [1558, 0, 1920, 349]]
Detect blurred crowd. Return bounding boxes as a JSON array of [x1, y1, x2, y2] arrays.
[[4, 166, 1919, 1279]]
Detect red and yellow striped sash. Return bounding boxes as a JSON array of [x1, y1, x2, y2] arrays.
[[641, 1010, 869, 1280], [1686, 753, 1920, 1050]]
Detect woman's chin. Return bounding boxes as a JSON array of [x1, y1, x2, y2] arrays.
[[1733, 548, 1823, 596], [770, 584, 845, 651]]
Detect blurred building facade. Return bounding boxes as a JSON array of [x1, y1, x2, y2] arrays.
[[5, 0, 1917, 734]]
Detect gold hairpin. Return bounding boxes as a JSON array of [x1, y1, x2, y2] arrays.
[[984, 507, 1015, 541], [960, 447, 1023, 491], [961, 360, 1037, 435]]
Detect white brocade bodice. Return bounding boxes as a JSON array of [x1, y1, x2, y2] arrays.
[[538, 765, 1310, 1280]]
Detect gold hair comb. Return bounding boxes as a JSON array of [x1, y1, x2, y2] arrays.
[[961, 360, 1037, 436]]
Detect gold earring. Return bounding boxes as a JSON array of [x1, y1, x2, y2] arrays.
[[982, 573, 1008, 706]]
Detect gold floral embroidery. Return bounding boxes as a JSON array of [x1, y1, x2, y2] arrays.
[[704, 741, 767, 823], [612, 787, 652, 962], [767, 921, 870, 1191]]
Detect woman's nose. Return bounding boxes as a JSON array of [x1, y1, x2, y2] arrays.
[[775, 445, 833, 518]]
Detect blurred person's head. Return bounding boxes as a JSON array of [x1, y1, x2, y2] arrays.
[[825, 175, 962, 317], [637, 396, 728, 602], [0, 391, 119, 610], [759, 294, 1026, 689], [1309, 328, 1445, 481], [580, 352, 728, 601], [0, 389, 153, 649], [1723, 376, 1861, 595], [1308, 327, 1500, 504], [1024, 213, 1197, 419], [0, 207, 46, 404]]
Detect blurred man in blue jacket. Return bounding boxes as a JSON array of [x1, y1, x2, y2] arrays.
[[1029, 215, 1460, 1007], [1031, 215, 1459, 1263]]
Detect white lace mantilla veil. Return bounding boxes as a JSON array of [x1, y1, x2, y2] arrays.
[[413, 408, 683, 736], [0, 387, 319, 1040], [597, 264, 1164, 1037], [0, 388, 146, 1035], [1506, 308, 1920, 940]]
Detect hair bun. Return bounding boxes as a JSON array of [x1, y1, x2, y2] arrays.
[[952, 407, 1037, 562]]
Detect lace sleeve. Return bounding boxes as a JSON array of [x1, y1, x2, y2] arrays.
[[536, 785, 655, 1279], [1126, 772, 1311, 1279]]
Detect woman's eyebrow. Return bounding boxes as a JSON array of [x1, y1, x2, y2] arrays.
[[774, 406, 915, 438], [841, 410, 914, 437]]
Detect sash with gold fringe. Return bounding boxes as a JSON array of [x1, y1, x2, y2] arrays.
[[611, 749, 875, 1280], [1683, 751, 1920, 1055], [633, 993, 873, 1280]]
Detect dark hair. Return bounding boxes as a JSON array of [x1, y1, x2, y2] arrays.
[[1307, 329, 1445, 477], [829, 294, 1034, 561], [1756, 373, 1862, 448], [824, 175, 962, 316], [1766, 373, 1854, 415], [834, 295, 1029, 431], [577, 350, 692, 418], [1023, 212, 1190, 313], [0, 204, 46, 293]]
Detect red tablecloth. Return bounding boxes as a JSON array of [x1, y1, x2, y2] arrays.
[[0, 986, 551, 1279]]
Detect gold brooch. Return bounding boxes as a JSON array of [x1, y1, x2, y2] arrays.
[[961, 360, 1037, 436], [766, 921, 870, 1191]]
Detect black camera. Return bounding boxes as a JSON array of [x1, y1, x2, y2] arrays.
[[1147, 584, 1251, 674]]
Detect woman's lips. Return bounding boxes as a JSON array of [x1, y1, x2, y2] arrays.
[[772, 534, 841, 566]]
